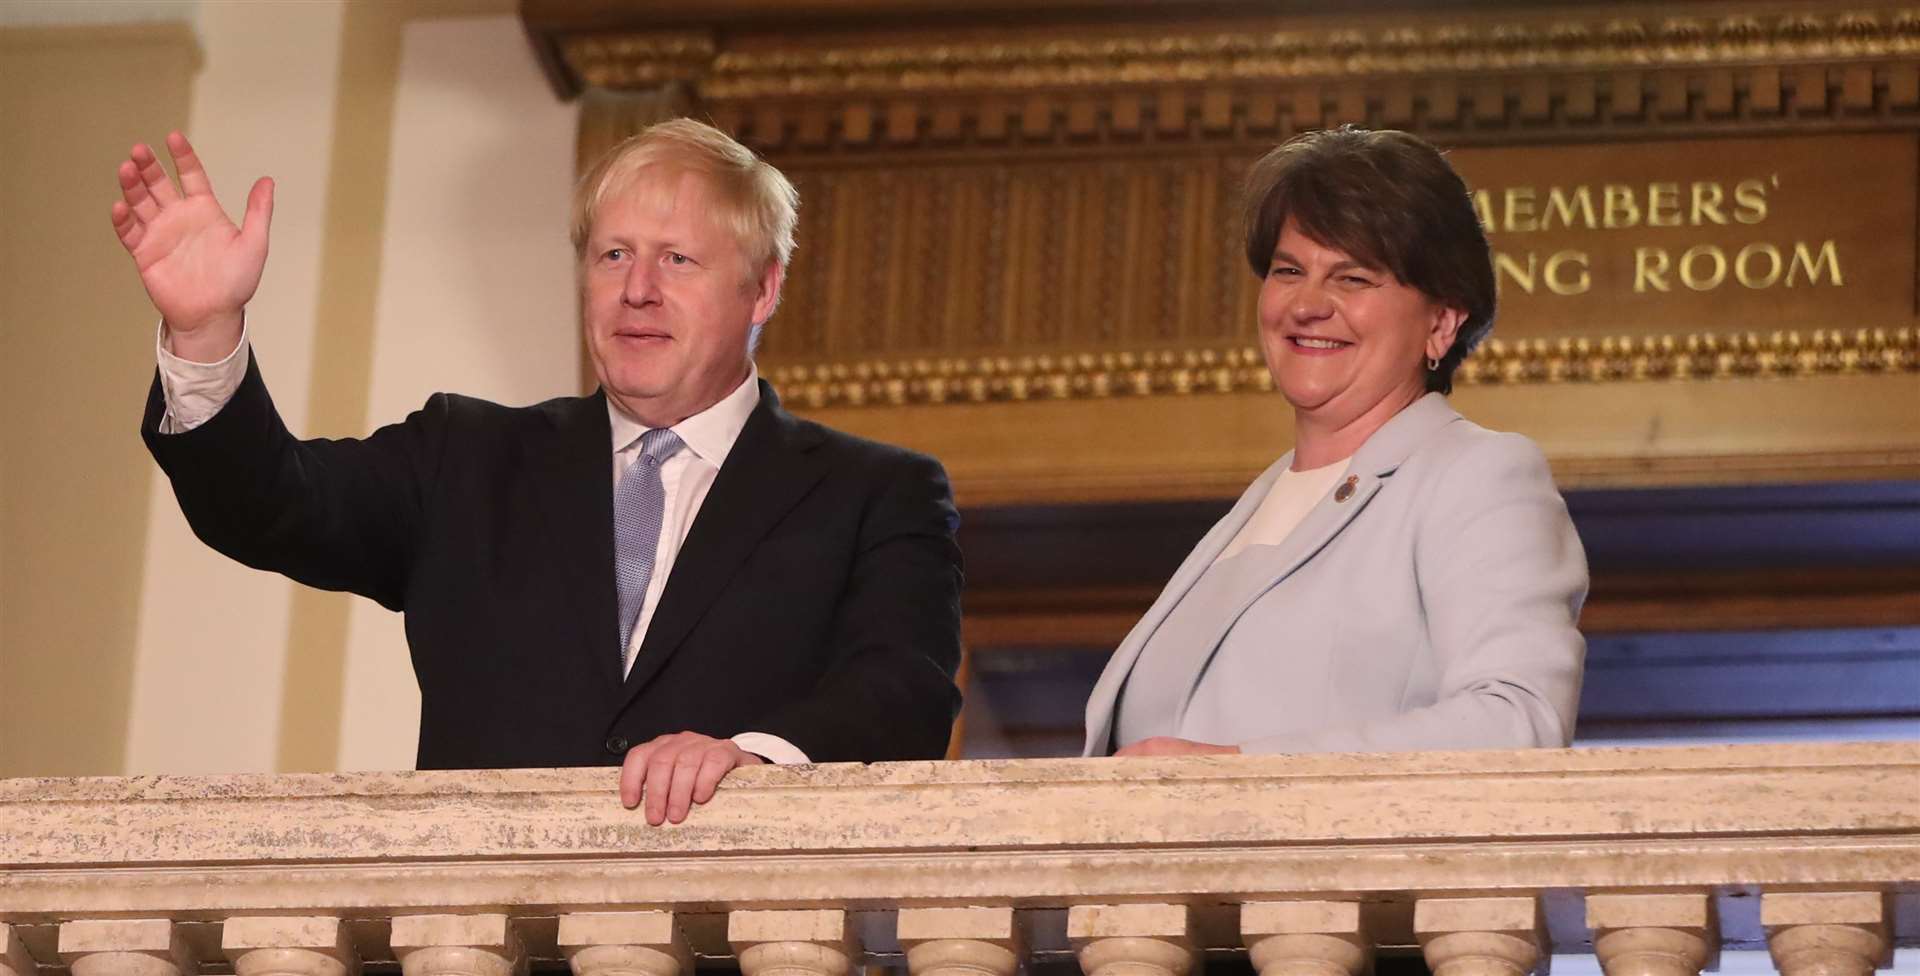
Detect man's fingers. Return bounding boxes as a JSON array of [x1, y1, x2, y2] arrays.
[[118, 160, 160, 223], [664, 749, 709, 824], [643, 748, 683, 826], [240, 177, 275, 257], [131, 143, 181, 206], [621, 733, 736, 824], [110, 201, 145, 252], [691, 747, 740, 806], [619, 741, 658, 809], [167, 131, 214, 197]]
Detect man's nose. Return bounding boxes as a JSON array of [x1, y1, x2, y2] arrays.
[[622, 261, 661, 307]]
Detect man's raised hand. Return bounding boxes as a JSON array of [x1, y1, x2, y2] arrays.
[[110, 131, 272, 362]]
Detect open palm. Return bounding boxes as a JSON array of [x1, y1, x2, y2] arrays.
[[109, 132, 272, 346]]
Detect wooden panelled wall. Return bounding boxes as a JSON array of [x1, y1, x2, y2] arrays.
[[529, 0, 1920, 507]]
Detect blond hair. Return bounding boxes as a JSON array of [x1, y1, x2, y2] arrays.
[[570, 118, 799, 273]]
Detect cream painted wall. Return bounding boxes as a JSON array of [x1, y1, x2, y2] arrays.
[[0, 22, 198, 778], [333, 16, 580, 771], [3, 1, 574, 777], [122, 0, 348, 776]]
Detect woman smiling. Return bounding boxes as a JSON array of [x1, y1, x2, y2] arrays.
[[1083, 127, 1589, 758]]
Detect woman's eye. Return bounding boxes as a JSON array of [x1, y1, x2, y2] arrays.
[[1340, 274, 1375, 286], [1268, 266, 1300, 278]]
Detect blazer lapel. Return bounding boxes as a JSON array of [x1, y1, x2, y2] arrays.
[[532, 391, 625, 687], [1083, 393, 1469, 750], [1080, 453, 1294, 756], [1158, 392, 1467, 730], [618, 382, 829, 704]]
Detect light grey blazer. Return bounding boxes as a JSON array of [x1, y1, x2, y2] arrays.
[[1083, 393, 1588, 756]]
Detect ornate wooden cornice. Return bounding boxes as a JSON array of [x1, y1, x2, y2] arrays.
[[538, 8, 1920, 93], [655, 11, 1920, 97], [559, 30, 715, 90], [535, 4, 1920, 150]]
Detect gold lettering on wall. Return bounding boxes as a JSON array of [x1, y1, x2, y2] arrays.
[[1450, 135, 1909, 338], [1476, 177, 1774, 234]]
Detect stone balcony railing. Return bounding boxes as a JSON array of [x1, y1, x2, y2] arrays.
[[2, 743, 1916, 976]]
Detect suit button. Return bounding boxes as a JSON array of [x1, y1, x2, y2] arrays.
[[605, 735, 630, 756]]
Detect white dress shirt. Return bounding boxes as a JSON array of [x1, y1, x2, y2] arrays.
[[156, 324, 808, 764]]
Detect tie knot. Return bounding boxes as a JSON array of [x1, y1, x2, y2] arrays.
[[638, 427, 685, 464]]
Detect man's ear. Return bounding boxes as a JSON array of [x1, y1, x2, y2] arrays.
[[1426, 303, 1468, 362], [750, 261, 783, 325]]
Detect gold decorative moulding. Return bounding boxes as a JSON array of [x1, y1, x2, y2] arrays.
[[765, 328, 1920, 409], [556, 10, 1920, 100]]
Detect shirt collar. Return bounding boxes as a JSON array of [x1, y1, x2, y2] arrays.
[[607, 365, 761, 466]]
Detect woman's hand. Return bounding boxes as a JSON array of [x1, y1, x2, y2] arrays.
[[1113, 737, 1241, 757]]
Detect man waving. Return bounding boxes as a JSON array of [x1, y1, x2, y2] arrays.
[[114, 120, 963, 823]]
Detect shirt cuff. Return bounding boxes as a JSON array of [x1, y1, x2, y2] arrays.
[[155, 319, 250, 434], [730, 732, 810, 765]]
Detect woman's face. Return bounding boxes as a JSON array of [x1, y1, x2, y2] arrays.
[[1257, 220, 1465, 427]]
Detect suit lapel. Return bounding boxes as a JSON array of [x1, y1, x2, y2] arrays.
[[532, 391, 625, 687], [1159, 471, 1384, 732], [1080, 454, 1293, 755], [1158, 393, 1466, 731], [1082, 393, 1469, 751], [618, 382, 828, 704]]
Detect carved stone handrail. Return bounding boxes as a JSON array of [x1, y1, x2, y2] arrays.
[[2, 743, 1916, 972]]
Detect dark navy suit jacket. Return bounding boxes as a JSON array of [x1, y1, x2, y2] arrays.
[[144, 355, 963, 769]]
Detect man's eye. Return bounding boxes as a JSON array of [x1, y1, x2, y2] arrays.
[[666, 252, 693, 266], [603, 248, 626, 262]]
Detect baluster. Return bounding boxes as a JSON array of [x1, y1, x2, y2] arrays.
[[1414, 897, 1543, 976], [898, 907, 1020, 976], [1587, 894, 1715, 976], [223, 917, 359, 976], [390, 916, 525, 976], [1068, 904, 1193, 976], [730, 910, 855, 976], [1242, 902, 1367, 976], [1763, 892, 1890, 976], [3, 925, 37, 976], [58, 921, 198, 976], [560, 912, 692, 976]]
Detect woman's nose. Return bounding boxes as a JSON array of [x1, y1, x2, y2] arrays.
[[1290, 280, 1333, 321]]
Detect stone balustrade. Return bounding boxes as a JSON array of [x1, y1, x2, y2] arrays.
[[2, 743, 1915, 976]]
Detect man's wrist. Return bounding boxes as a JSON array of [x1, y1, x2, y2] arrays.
[[163, 311, 246, 364]]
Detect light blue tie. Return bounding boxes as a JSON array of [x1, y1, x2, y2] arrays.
[[614, 427, 685, 673]]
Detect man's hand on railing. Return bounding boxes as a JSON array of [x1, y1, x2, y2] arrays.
[[618, 731, 766, 825], [1112, 736, 1240, 757]]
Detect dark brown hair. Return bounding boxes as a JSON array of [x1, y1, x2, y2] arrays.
[[1242, 126, 1495, 394]]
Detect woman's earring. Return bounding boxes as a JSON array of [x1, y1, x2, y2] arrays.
[[1426, 356, 1440, 371]]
